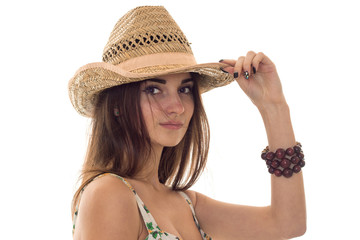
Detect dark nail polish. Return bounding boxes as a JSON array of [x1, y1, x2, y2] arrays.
[[233, 72, 239, 78], [219, 59, 224, 62], [253, 66, 256, 74], [220, 67, 228, 73], [244, 71, 249, 80]]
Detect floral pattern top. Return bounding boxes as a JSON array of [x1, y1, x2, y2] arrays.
[[73, 173, 212, 240]]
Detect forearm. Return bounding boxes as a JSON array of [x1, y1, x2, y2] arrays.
[[259, 103, 307, 238]]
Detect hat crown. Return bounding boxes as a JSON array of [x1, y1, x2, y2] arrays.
[[102, 6, 193, 65]]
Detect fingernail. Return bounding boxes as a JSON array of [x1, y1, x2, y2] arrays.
[[220, 67, 228, 73], [244, 71, 249, 80], [219, 59, 224, 62], [233, 72, 239, 78], [252, 66, 256, 74]]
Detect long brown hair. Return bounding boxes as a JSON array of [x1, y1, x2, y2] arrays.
[[71, 73, 210, 214]]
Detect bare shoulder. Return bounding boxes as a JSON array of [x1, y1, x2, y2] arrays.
[[184, 189, 212, 209], [74, 174, 140, 240]]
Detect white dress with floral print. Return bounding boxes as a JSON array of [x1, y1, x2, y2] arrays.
[[73, 173, 212, 240]]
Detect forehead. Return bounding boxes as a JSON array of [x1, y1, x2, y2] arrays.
[[145, 72, 193, 84]]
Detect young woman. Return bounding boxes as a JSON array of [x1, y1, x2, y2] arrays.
[[69, 6, 306, 240]]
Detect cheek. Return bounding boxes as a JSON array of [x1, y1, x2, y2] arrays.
[[184, 98, 195, 120], [140, 97, 161, 127]]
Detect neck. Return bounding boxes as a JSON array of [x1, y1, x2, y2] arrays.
[[133, 143, 166, 191]]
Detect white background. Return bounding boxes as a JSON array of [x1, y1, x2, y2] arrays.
[[1, 0, 359, 239]]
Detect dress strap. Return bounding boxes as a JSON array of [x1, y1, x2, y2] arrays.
[[178, 191, 209, 240], [178, 192, 196, 216]]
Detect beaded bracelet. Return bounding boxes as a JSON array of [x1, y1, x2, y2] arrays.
[[261, 142, 305, 178]]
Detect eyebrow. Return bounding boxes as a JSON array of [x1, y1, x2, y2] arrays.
[[147, 78, 194, 84]]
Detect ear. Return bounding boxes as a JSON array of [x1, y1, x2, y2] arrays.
[[114, 107, 120, 117]]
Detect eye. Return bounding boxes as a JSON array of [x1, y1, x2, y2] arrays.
[[179, 86, 192, 94], [143, 86, 161, 95]]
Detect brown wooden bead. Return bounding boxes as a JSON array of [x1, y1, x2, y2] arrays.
[[266, 152, 275, 160], [291, 156, 300, 164], [274, 169, 282, 177], [293, 165, 302, 173], [280, 158, 291, 168], [286, 147, 295, 156], [283, 168, 293, 178], [275, 148, 285, 159], [271, 160, 280, 168], [294, 145, 301, 153], [299, 160, 306, 167]]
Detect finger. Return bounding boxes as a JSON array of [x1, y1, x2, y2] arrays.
[[221, 66, 235, 75], [252, 52, 273, 72], [219, 59, 237, 66], [243, 51, 257, 79], [233, 56, 245, 79]]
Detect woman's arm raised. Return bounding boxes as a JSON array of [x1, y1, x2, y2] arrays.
[[189, 52, 306, 240], [261, 103, 306, 239]]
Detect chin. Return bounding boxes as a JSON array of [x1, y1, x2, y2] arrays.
[[164, 142, 181, 147], [162, 140, 183, 147], [155, 138, 184, 148], [150, 131, 187, 148]]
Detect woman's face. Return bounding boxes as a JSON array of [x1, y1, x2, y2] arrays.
[[140, 72, 195, 148]]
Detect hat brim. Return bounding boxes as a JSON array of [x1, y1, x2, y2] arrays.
[[68, 61, 234, 117]]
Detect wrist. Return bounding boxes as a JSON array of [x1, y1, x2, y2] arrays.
[[258, 102, 290, 118], [259, 103, 296, 151]]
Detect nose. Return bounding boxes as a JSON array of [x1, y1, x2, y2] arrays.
[[164, 93, 185, 116]]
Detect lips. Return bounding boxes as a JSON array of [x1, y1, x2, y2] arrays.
[[159, 121, 184, 130]]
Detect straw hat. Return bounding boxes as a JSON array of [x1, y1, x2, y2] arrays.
[[68, 6, 234, 117]]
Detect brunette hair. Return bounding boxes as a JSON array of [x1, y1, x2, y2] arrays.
[[71, 73, 210, 214]]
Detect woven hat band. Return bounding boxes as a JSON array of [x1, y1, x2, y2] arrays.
[[116, 52, 197, 72]]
